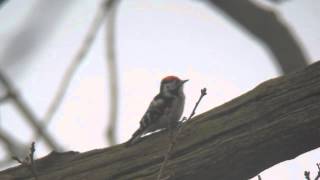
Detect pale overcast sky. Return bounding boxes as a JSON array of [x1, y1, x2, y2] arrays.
[[0, 0, 320, 179]]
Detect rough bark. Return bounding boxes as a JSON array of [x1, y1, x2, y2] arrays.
[[1, 61, 320, 180]]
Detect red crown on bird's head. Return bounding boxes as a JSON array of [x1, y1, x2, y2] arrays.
[[161, 76, 180, 83]]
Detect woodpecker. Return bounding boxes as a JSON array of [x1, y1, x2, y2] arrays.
[[127, 76, 188, 146]]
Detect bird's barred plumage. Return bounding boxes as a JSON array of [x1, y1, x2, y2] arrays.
[[127, 76, 187, 146], [140, 95, 172, 128]]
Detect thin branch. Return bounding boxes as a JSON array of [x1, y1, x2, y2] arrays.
[[11, 156, 22, 164], [12, 142, 38, 180], [0, 70, 60, 150], [305, 171, 311, 180], [33, 0, 115, 141], [315, 163, 320, 180], [29, 142, 36, 175], [157, 88, 207, 180], [41, 0, 110, 125], [187, 88, 207, 120], [105, 0, 120, 145], [258, 175, 262, 180], [304, 163, 320, 180]]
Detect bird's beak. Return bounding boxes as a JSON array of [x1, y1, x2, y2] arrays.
[[181, 79, 189, 84], [178, 79, 189, 88]]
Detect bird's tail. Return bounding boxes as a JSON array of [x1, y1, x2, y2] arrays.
[[126, 128, 144, 146]]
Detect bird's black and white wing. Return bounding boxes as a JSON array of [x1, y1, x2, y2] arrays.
[[127, 95, 171, 145]]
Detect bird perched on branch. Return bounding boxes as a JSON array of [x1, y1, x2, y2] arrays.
[[127, 76, 188, 146]]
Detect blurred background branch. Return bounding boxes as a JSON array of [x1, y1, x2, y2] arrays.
[[0, 70, 60, 150], [0, 94, 9, 103], [33, 0, 114, 142], [0, 0, 73, 74], [32, 0, 121, 146], [105, 0, 119, 146], [0, 130, 25, 158], [0, 0, 7, 8], [205, 0, 309, 73]]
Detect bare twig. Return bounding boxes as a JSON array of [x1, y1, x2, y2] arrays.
[[12, 142, 38, 180], [105, 0, 120, 145], [157, 88, 207, 180], [29, 142, 36, 174], [258, 174, 262, 180], [304, 163, 320, 180], [0, 70, 60, 150], [12, 156, 22, 164], [305, 171, 311, 180], [315, 163, 320, 180], [187, 88, 207, 120]]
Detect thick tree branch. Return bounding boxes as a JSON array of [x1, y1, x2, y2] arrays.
[[1, 61, 320, 179], [205, 0, 309, 73]]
